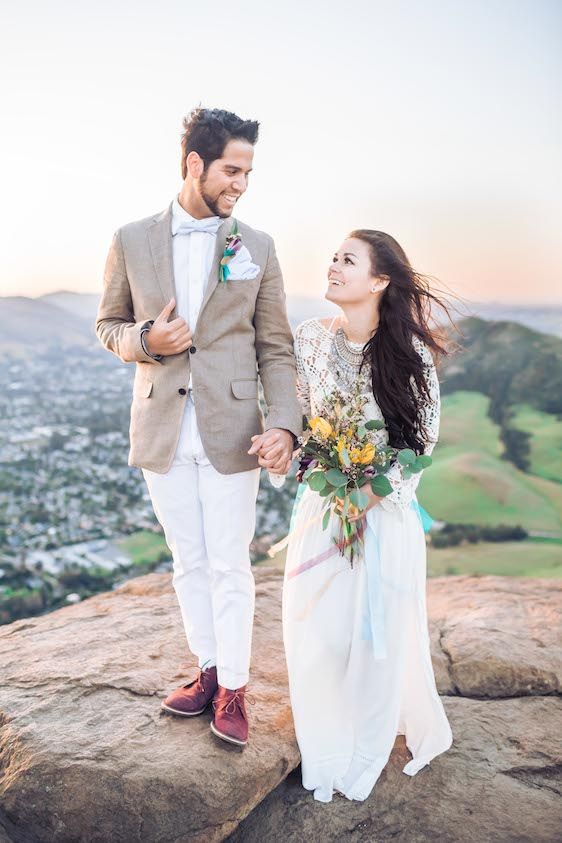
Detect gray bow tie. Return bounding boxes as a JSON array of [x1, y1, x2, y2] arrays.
[[174, 217, 222, 236]]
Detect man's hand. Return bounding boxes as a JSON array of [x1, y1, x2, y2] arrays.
[[248, 429, 294, 474], [145, 298, 193, 356]]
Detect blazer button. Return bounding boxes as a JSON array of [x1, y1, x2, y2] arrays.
[[178, 388, 187, 395], [189, 346, 197, 354]]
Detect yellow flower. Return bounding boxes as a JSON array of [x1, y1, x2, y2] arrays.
[[349, 448, 363, 464], [334, 497, 360, 517], [336, 436, 349, 465], [359, 443, 376, 464], [309, 416, 334, 439]]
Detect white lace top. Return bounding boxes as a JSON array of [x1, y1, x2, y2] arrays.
[[294, 317, 440, 511]]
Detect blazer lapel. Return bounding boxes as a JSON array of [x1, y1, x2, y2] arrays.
[[196, 217, 234, 329], [147, 203, 175, 306]]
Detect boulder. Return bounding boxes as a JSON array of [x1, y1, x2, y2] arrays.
[[427, 576, 561, 698], [0, 571, 560, 842], [0, 570, 298, 843], [229, 696, 562, 843]]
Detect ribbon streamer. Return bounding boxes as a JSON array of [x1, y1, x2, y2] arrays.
[[277, 485, 434, 662]]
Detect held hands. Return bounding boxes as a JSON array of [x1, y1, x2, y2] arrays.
[[145, 298, 193, 356], [248, 429, 295, 475]]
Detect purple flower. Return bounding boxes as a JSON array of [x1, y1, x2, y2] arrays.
[[296, 456, 317, 483]]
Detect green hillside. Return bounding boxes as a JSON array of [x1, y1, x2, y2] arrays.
[[510, 404, 562, 482], [440, 317, 562, 473], [417, 391, 562, 532], [116, 530, 167, 564], [427, 539, 562, 578], [259, 539, 562, 578]]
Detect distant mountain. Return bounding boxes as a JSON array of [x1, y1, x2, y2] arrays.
[[38, 291, 339, 330], [32, 292, 562, 339], [469, 302, 562, 339], [0, 292, 560, 359], [0, 296, 95, 357], [40, 291, 101, 323], [0, 292, 339, 355], [442, 317, 562, 416], [286, 296, 338, 328]]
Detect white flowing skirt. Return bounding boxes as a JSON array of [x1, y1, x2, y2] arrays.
[[282, 486, 453, 803]]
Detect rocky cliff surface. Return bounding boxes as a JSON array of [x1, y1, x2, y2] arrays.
[[1, 572, 560, 842]]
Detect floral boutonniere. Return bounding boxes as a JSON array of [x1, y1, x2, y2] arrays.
[[219, 220, 242, 283]]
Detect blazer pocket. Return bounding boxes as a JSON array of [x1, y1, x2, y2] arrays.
[[228, 271, 261, 282], [133, 377, 153, 398], [231, 378, 258, 399]]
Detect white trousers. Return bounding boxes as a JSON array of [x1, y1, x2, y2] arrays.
[[142, 395, 261, 689]]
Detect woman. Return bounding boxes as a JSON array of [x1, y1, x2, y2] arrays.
[[282, 230, 453, 802]]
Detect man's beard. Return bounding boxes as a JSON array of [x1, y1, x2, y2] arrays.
[[199, 171, 231, 218]]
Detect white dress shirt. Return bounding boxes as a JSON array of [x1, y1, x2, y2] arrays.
[[169, 198, 287, 485], [171, 196, 221, 388]]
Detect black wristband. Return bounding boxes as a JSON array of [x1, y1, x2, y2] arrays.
[[140, 320, 164, 361]]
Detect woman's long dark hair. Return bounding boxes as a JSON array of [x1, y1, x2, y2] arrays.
[[348, 229, 454, 454]]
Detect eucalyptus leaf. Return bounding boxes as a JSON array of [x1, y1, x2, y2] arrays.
[[402, 468, 413, 480], [370, 475, 392, 496], [322, 507, 332, 531], [308, 472, 326, 492], [341, 446, 351, 467], [365, 419, 385, 431], [415, 454, 433, 468], [397, 448, 416, 466], [349, 489, 369, 510], [319, 486, 333, 497], [326, 468, 348, 487]]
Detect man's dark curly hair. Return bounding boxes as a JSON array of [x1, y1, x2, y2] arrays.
[[180, 107, 260, 178]]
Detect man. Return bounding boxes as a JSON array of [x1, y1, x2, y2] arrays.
[[96, 108, 301, 746]]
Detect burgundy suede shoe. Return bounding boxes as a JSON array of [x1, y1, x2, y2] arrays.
[[210, 685, 253, 746], [161, 665, 218, 717]]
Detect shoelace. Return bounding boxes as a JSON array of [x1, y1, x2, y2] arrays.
[[186, 668, 216, 695], [212, 690, 256, 719]]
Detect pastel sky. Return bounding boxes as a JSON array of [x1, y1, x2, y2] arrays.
[[1, 0, 561, 304]]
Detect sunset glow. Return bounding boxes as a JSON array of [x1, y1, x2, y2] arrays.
[[1, 0, 560, 304]]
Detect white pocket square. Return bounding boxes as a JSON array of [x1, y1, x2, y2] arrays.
[[228, 245, 261, 280]]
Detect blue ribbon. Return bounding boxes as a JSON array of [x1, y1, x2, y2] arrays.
[[289, 486, 433, 662], [289, 482, 307, 532], [362, 517, 387, 659], [411, 498, 434, 533], [361, 499, 433, 659]]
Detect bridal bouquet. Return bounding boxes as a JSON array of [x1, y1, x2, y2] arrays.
[[296, 384, 432, 566]]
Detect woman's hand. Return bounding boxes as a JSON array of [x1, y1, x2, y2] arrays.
[[341, 483, 383, 523]]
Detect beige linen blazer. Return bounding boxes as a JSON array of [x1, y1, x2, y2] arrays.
[[96, 203, 302, 474]]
